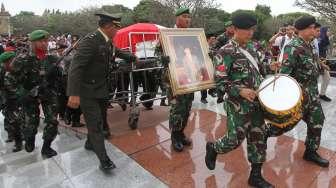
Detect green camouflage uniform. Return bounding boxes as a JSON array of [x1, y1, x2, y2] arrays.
[[213, 32, 231, 51], [12, 53, 60, 142], [0, 64, 11, 138], [268, 37, 324, 151], [212, 40, 268, 163], [2, 69, 25, 143], [156, 44, 194, 132]]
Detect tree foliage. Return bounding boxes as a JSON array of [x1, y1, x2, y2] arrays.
[[295, 0, 336, 21]]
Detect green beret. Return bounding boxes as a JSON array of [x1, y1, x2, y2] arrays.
[[95, 12, 122, 27], [295, 16, 316, 30], [175, 7, 190, 17], [0, 52, 16, 63], [29, 30, 49, 41], [232, 12, 257, 29], [224, 21, 233, 28]]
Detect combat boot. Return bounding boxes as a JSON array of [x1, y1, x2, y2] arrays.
[[13, 138, 22, 153], [41, 140, 57, 158], [25, 137, 35, 152], [303, 149, 329, 167], [171, 131, 183, 152], [205, 142, 217, 170], [248, 163, 274, 188]]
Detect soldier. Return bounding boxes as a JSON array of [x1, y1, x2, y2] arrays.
[[67, 12, 136, 172], [11, 30, 61, 158], [212, 21, 234, 103], [204, 13, 279, 188], [161, 7, 193, 152], [0, 52, 24, 152], [266, 16, 329, 167], [0, 52, 13, 143], [212, 21, 234, 51]]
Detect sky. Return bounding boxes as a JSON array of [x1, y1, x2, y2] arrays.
[[2, 0, 307, 16]]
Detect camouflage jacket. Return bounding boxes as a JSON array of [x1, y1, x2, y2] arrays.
[[214, 39, 268, 113], [3, 71, 24, 100], [213, 32, 231, 51], [280, 37, 320, 101], [11, 52, 61, 97]]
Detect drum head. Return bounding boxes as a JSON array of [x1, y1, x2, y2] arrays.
[[258, 75, 301, 111]]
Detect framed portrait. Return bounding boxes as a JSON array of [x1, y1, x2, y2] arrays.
[[159, 28, 214, 96]]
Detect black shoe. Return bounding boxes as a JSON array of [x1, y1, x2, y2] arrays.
[[84, 140, 93, 151], [205, 142, 217, 170], [99, 158, 116, 172], [319, 95, 332, 102], [303, 149, 329, 167], [41, 140, 57, 158], [160, 100, 168, 106], [12, 142, 22, 153], [209, 92, 217, 98], [181, 132, 192, 146], [201, 98, 208, 104], [171, 131, 184, 152], [248, 163, 274, 188], [25, 137, 35, 152], [71, 122, 85, 127], [217, 97, 224, 104]]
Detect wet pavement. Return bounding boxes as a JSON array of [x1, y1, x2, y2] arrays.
[[1, 78, 336, 188]]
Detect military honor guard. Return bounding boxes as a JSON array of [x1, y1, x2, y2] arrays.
[[67, 12, 136, 172]]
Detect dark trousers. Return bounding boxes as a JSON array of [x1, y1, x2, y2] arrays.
[[80, 97, 109, 161]]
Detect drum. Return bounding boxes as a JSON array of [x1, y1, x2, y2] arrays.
[[258, 74, 303, 128]]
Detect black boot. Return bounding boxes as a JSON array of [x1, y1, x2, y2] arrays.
[[25, 137, 35, 152], [205, 142, 217, 170], [5, 133, 14, 143], [13, 138, 22, 153], [41, 140, 57, 158], [303, 149, 329, 167], [171, 131, 184, 152], [181, 131, 192, 146], [99, 157, 116, 172], [248, 163, 274, 188]]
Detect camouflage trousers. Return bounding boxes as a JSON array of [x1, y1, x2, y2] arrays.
[[213, 100, 267, 163], [267, 98, 324, 151], [3, 100, 24, 141], [168, 93, 194, 132], [23, 94, 59, 141]]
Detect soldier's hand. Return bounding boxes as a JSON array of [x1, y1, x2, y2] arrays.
[[239, 88, 256, 102], [270, 62, 281, 71], [67, 96, 80, 109]]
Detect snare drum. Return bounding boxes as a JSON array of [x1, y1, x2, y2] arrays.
[[258, 74, 303, 128]]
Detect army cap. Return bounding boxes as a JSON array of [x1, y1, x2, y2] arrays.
[[0, 51, 15, 63], [294, 16, 316, 30], [224, 21, 233, 28], [232, 12, 257, 29], [175, 7, 190, 17], [95, 12, 122, 27], [29, 30, 49, 41]]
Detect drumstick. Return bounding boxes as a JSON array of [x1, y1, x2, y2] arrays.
[[257, 75, 281, 94]]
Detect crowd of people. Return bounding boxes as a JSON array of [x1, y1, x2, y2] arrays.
[[0, 6, 334, 188]]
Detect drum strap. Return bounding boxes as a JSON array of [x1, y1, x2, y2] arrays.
[[238, 47, 260, 73]]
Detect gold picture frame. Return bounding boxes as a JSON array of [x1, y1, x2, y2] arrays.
[[159, 28, 214, 96]]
